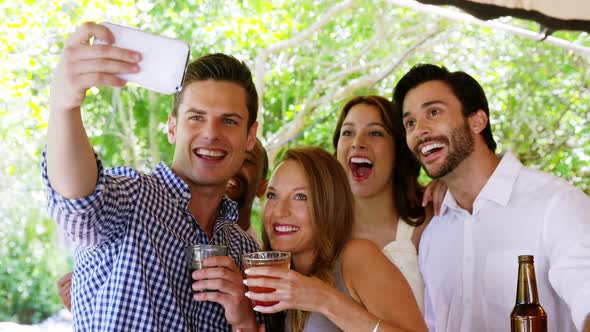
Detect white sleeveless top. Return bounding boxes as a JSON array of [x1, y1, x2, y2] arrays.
[[381, 218, 424, 312]]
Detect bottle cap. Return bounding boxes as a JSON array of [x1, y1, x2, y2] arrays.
[[518, 255, 534, 263]]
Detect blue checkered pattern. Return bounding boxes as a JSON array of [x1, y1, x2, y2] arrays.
[[42, 152, 261, 331]]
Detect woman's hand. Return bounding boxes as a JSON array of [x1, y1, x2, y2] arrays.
[[422, 179, 448, 215], [243, 266, 330, 313]]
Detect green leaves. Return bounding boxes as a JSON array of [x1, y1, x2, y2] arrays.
[[1, 0, 589, 323]]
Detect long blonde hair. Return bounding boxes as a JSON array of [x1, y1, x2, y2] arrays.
[[263, 147, 355, 332]]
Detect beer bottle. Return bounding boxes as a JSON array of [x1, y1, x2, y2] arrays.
[[510, 255, 547, 332]]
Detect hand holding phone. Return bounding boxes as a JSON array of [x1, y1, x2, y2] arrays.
[[50, 22, 140, 113], [95, 22, 190, 94]]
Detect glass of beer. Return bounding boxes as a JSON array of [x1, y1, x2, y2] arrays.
[[242, 251, 291, 307], [185, 244, 228, 293]]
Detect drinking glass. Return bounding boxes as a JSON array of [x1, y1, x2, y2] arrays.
[[186, 244, 228, 293], [242, 251, 291, 306]]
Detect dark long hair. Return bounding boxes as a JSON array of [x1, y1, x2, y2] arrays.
[[332, 95, 425, 226]]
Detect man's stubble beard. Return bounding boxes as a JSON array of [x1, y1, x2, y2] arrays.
[[415, 121, 475, 179]]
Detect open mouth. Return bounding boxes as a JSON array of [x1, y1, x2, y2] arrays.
[[227, 176, 240, 189], [226, 175, 246, 202], [225, 175, 242, 199], [194, 148, 226, 160], [349, 156, 373, 182], [419, 142, 446, 158], [273, 224, 300, 235]]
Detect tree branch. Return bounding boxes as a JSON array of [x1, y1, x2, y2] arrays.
[[265, 27, 443, 154], [254, 0, 356, 134]]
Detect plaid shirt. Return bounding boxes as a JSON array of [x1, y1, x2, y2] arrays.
[[42, 152, 260, 331]]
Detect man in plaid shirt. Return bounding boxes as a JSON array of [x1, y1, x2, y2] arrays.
[[44, 22, 262, 331]]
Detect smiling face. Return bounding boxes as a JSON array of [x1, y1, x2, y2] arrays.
[[226, 140, 267, 208], [336, 103, 395, 198], [168, 80, 257, 188], [402, 80, 475, 179], [263, 160, 315, 260]]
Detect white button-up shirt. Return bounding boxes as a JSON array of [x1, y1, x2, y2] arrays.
[[419, 152, 590, 332]]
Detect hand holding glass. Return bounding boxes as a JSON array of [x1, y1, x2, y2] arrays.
[[242, 251, 291, 306], [186, 244, 228, 293]]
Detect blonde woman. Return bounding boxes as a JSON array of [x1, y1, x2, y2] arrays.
[[244, 147, 426, 332]]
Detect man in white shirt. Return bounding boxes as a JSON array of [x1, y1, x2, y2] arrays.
[[392, 63, 590, 332]]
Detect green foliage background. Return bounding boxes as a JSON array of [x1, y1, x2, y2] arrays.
[[1, 0, 588, 324]]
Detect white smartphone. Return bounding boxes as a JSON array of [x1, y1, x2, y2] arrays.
[[95, 22, 190, 95]]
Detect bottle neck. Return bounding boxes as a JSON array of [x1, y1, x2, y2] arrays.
[[516, 262, 540, 304]]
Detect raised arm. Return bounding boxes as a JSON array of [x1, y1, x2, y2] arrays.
[[46, 22, 140, 198]]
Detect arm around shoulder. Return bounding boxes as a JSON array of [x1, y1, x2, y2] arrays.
[[337, 239, 427, 332], [412, 210, 433, 250]]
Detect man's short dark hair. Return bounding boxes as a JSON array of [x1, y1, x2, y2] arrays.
[[256, 138, 269, 179], [172, 53, 258, 128], [392, 64, 497, 152]]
